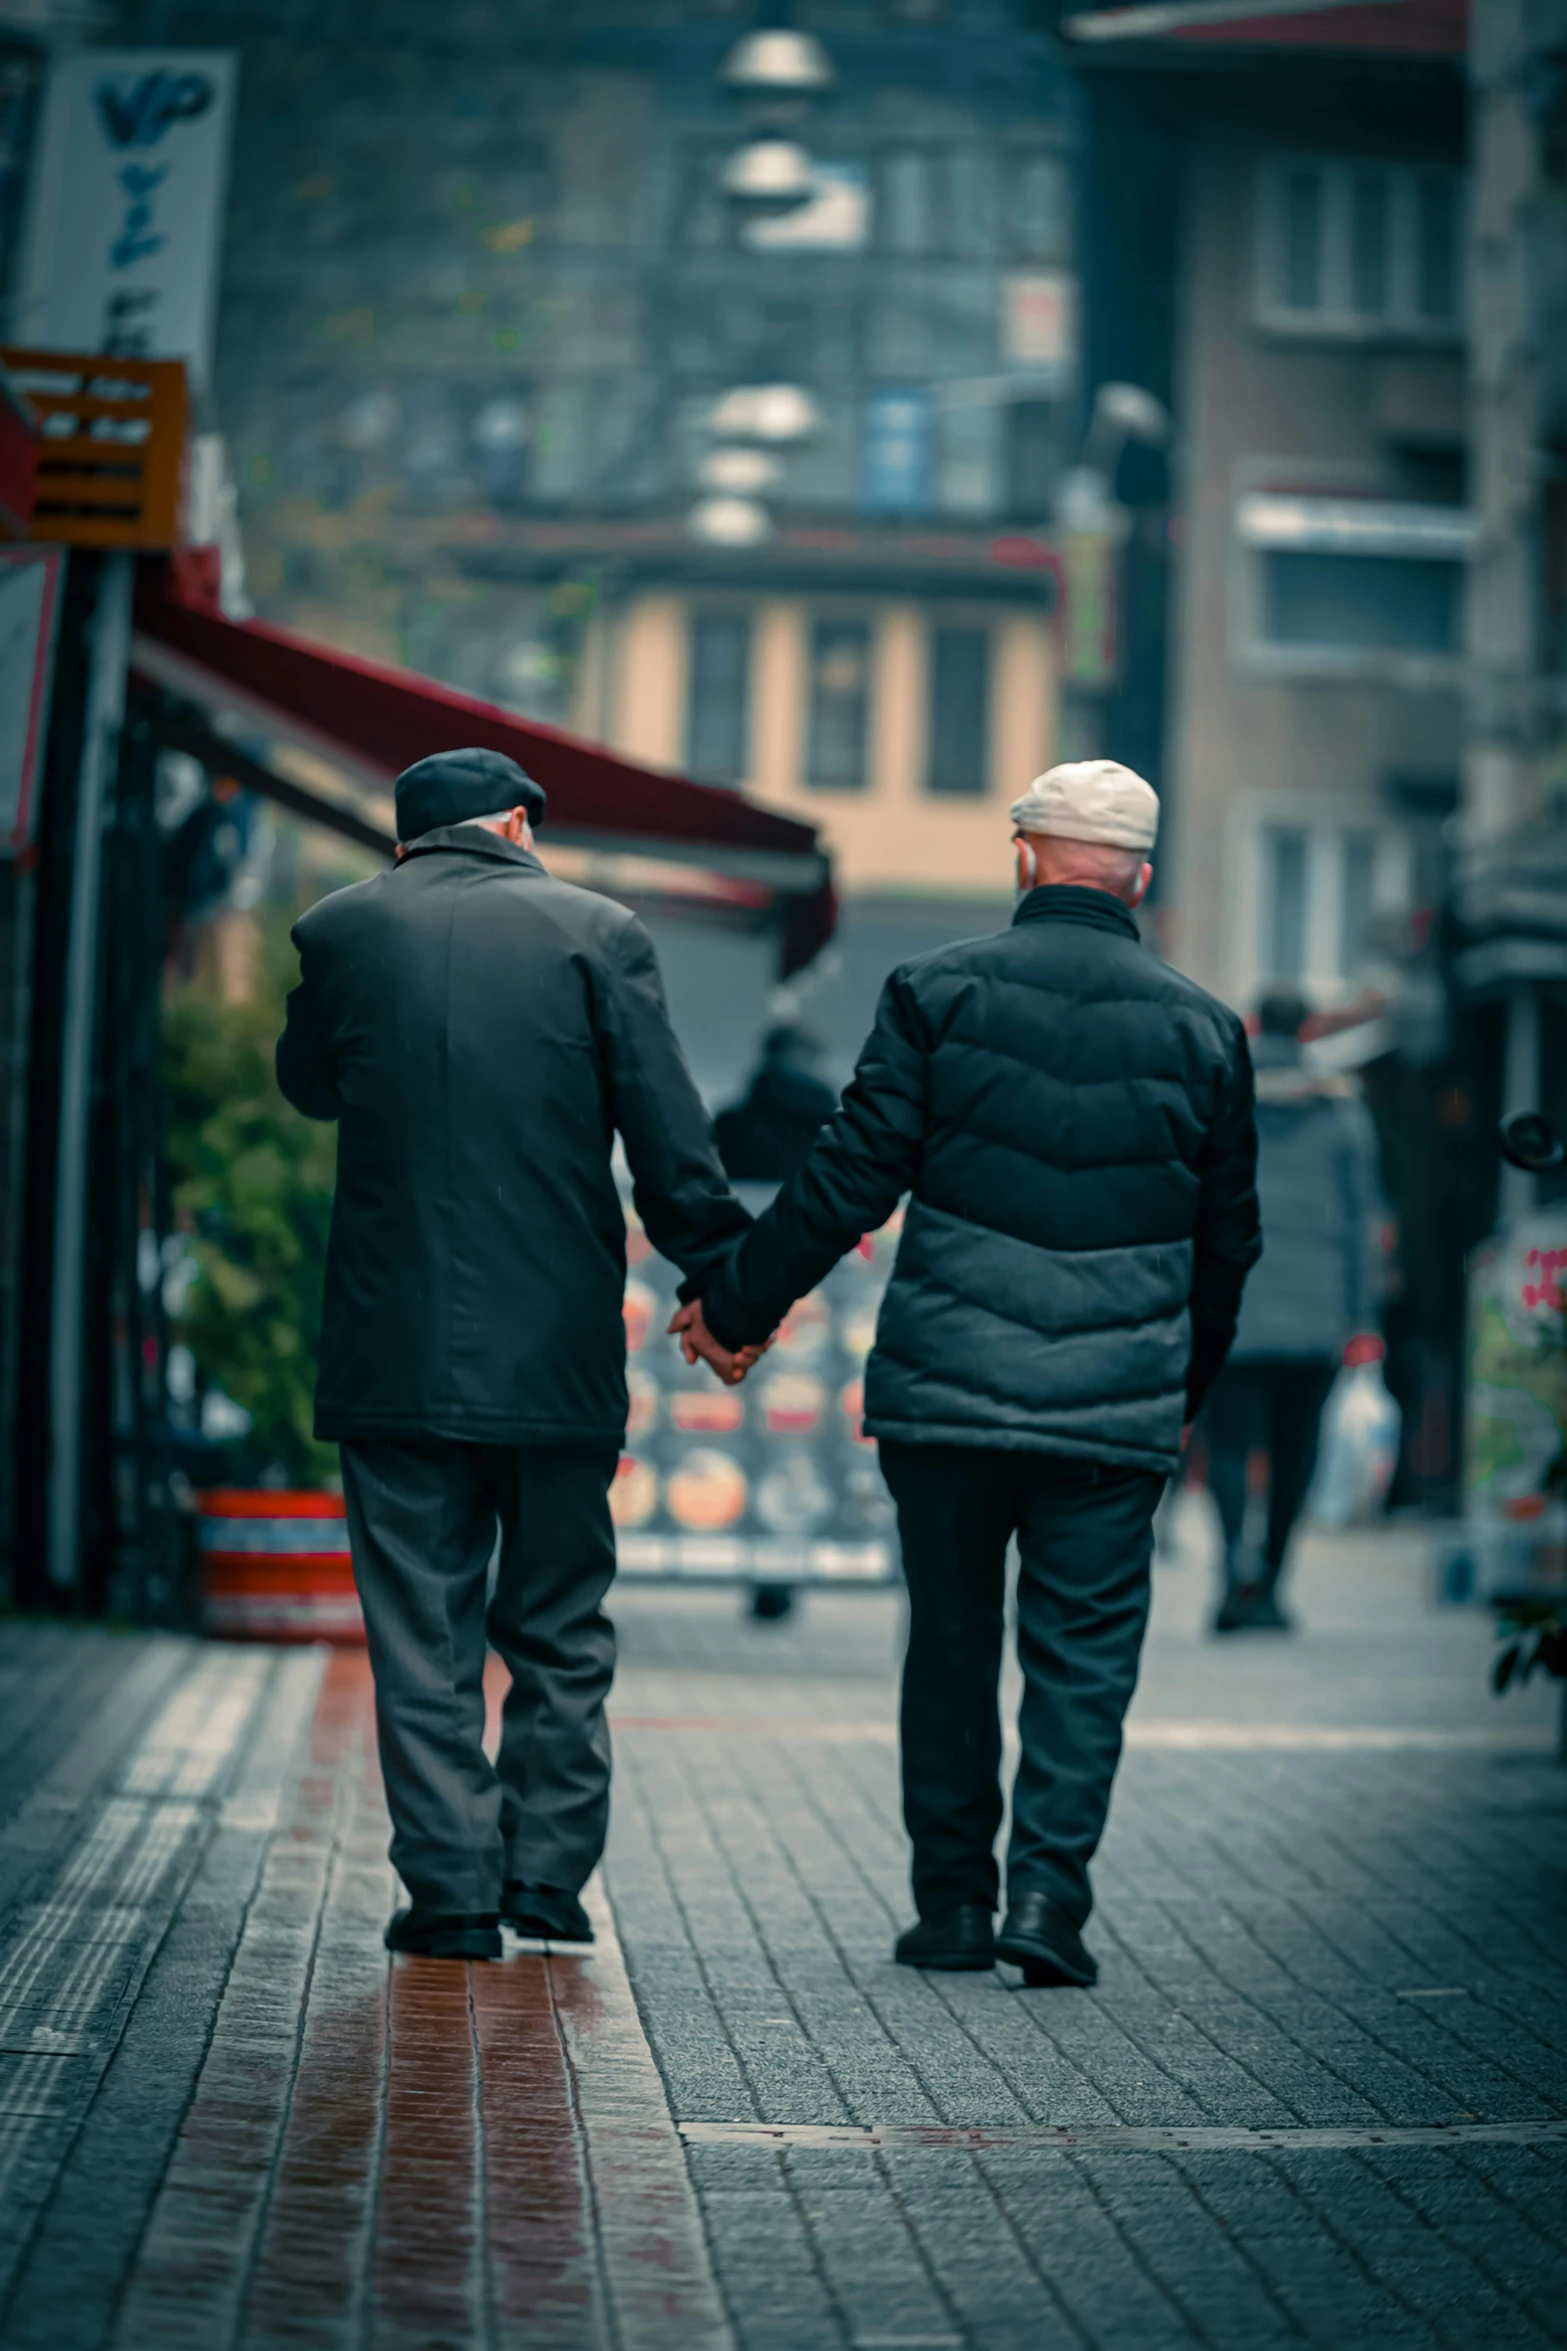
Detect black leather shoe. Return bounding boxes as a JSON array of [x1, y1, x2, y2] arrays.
[[996, 1892, 1096, 1987], [385, 1906, 502, 1960], [1214, 1582, 1293, 1634], [501, 1882, 594, 1943], [893, 1904, 995, 1971]]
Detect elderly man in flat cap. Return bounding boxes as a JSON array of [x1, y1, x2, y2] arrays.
[[278, 747, 759, 1961], [676, 760, 1261, 1987]]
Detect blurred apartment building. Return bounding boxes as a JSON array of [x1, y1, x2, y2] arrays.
[[50, 0, 1086, 928], [1063, 0, 1468, 1014], [1062, 0, 1567, 1509]]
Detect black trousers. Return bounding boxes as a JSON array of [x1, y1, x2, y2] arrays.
[[880, 1441, 1164, 1929], [340, 1439, 619, 1915], [1203, 1357, 1337, 1586]]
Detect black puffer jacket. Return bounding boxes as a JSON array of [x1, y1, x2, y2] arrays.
[[701, 887, 1260, 1474], [277, 826, 749, 1447]]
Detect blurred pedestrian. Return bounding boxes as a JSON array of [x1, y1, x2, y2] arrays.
[[715, 1022, 838, 1182], [715, 1020, 840, 1624], [1202, 984, 1388, 1634], [277, 748, 760, 1962], [673, 762, 1260, 1987]]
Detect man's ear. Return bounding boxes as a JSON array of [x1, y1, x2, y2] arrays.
[[1127, 861, 1153, 909]]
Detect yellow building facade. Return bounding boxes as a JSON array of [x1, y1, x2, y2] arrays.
[[587, 590, 1057, 899]]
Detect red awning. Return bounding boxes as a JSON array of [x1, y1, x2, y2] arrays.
[[130, 558, 834, 970]]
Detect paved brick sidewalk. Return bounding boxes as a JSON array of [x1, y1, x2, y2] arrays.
[[0, 1635, 722, 2351], [1, 1518, 1564, 2349], [601, 1523, 1567, 2351]]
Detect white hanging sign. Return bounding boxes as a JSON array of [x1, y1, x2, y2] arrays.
[[16, 49, 238, 391]]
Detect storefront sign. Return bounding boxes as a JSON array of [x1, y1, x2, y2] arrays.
[[1002, 272, 1077, 384], [17, 49, 238, 390]]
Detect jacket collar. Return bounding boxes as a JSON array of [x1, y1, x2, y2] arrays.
[[1011, 883, 1141, 942], [397, 823, 547, 875]]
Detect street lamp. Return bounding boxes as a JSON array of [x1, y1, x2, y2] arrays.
[[706, 383, 820, 444], [687, 494, 774, 547], [718, 30, 835, 103], [720, 135, 816, 216], [700, 447, 782, 494]]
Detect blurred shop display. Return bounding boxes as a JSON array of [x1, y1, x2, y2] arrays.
[[1474, 1113, 1567, 1759], [610, 1164, 897, 1590], [1465, 1112, 1567, 1615]]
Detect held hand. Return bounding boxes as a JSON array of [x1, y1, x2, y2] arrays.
[[667, 1300, 773, 1387]]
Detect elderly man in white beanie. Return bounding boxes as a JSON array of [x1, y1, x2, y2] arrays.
[[676, 758, 1260, 1988]]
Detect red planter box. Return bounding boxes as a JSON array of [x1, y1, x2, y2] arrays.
[[199, 1488, 364, 1644]]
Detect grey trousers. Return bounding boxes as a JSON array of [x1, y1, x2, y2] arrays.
[[340, 1438, 619, 1915]]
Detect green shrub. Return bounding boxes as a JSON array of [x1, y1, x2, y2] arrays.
[[162, 911, 338, 1486]]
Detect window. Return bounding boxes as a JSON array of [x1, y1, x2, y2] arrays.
[[1010, 152, 1070, 261], [1256, 157, 1463, 338], [949, 149, 998, 258], [1262, 551, 1461, 655], [882, 151, 937, 255], [1264, 827, 1309, 980], [1282, 168, 1322, 310], [1236, 493, 1471, 671], [806, 620, 872, 791], [1258, 822, 1386, 986], [926, 626, 990, 796], [1006, 400, 1058, 519], [1416, 173, 1460, 321], [685, 612, 751, 785], [860, 387, 935, 516]]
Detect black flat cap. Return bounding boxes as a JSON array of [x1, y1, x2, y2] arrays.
[[393, 747, 546, 843]]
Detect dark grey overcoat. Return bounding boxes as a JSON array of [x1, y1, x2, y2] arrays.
[[277, 825, 748, 1447]]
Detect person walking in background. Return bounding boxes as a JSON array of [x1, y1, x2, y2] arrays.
[[673, 762, 1261, 1989], [714, 1020, 838, 1183], [277, 747, 760, 1962], [1202, 984, 1388, 1635]]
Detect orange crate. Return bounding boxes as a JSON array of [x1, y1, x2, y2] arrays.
[[0, 348, 187, 550], [198, 1488, 364, 1645]]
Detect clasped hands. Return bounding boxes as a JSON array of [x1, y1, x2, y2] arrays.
[[666, 1299, 774, 1388]]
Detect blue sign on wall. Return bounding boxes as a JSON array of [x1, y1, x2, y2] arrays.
[[859, 386, 934, 517]]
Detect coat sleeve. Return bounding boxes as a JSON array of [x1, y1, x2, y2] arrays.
[[1185, 1022, 1262, 1416], [699, 971, 929, 1350], [598, 915, 752, 1285], [276, 929, 342, 1122]]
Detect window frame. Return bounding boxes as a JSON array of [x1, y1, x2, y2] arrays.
[[803, 613, 875, 794], [683, 605, 754, 789], [1253, 154, 1464, 343]]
